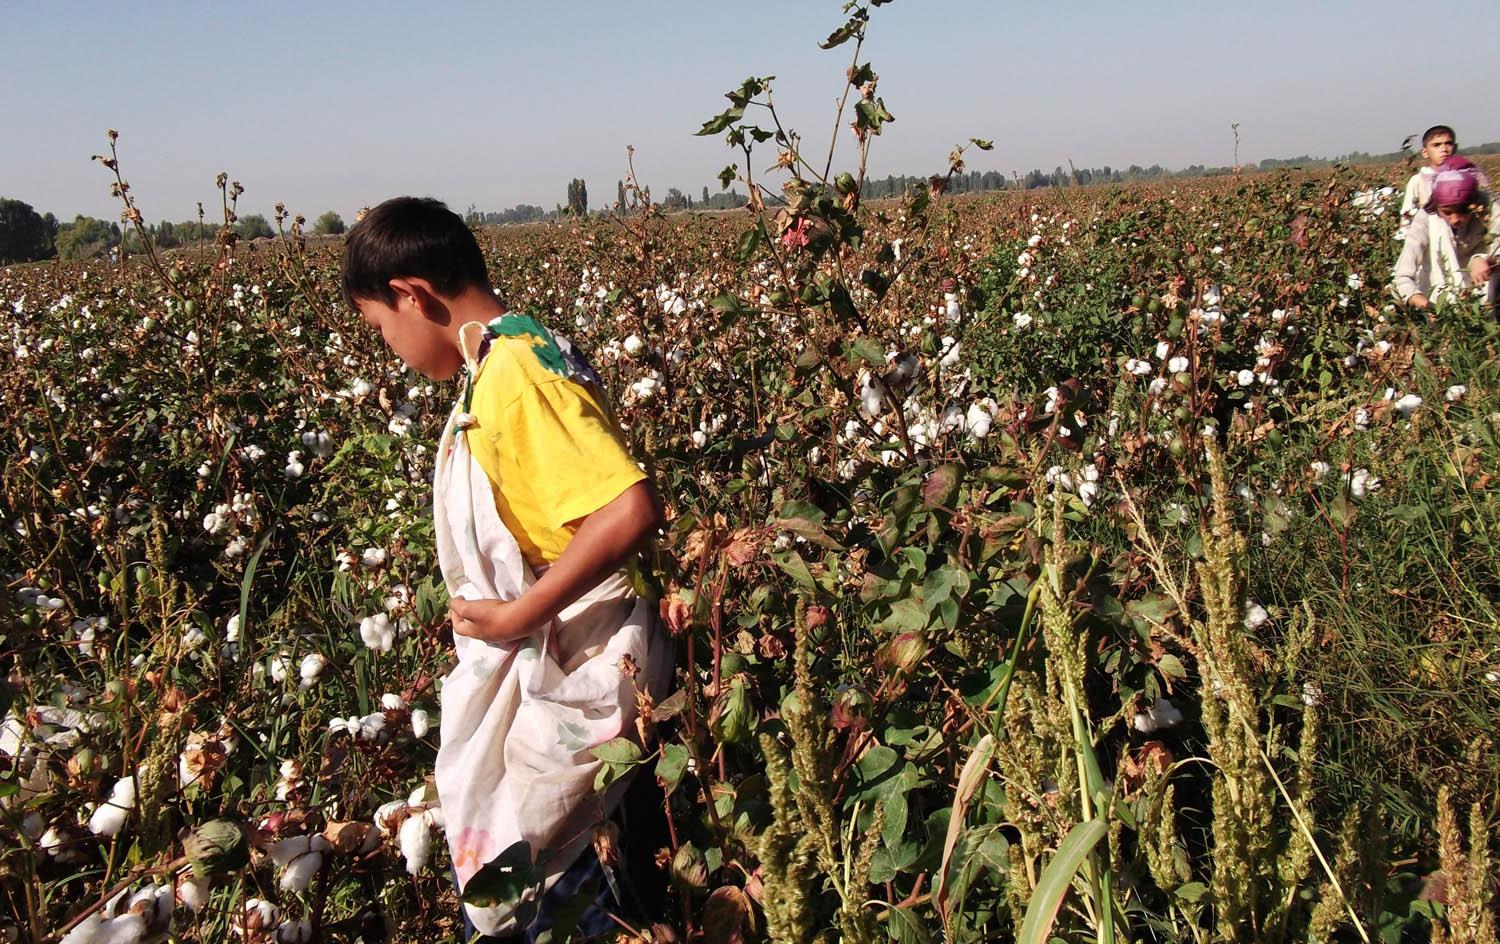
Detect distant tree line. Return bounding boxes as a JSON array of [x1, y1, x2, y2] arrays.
[[0, 199, 347, 264]]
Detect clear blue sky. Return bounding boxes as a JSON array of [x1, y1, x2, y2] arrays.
[[4, 0, 1495, 223]]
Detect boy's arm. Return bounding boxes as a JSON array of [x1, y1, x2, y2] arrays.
[[449, 480, 664, 643], [1393, 223, 1427, 304]]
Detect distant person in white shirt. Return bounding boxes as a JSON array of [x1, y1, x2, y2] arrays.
[[1399, 126, 1457, 239], [1394, 156, 1500, 311]]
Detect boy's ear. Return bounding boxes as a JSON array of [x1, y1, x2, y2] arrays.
[[387, 277, 443, 319]]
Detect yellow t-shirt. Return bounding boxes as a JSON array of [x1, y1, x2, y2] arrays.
[[463, 318, 646, 569]]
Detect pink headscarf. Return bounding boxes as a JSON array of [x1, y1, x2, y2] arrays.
[[1426, 156, 1485, 210]]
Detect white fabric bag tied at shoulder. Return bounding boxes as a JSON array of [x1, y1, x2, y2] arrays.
[[432, 320, 671, 936]]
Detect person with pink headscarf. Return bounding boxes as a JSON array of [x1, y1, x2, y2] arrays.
[[1394, 156, 1500, 310]]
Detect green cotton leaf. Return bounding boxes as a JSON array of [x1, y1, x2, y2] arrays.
[[875, 596, 929, 633], [855, 97, 895, 135], [656, 743, 690, 796], [718, 164, 739, 190], [1158, 653, 1188, 681], [773, 549, 818, 592], [826, 282, 860, 323], [463, 839, 538, 907], [709, 293, 749, 315], [696, 104, 745, 136], [852, 745, 900, 800], [885, 905, 934, 944], [652, 689, 687, 723], [819, 9, 868, 49], [1175, 881, 1209, 902], [735, 225, 761, 261], [590, 737, 643, 765], [849, 62, 876, 87], [969, 137, 995, 150], [843, 337, 885, 366], [1127, 591, 1177, 626], [776, 516, 843, 550]]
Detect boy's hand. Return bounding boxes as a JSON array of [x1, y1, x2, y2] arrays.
[[450, 597, 534, 643], [1470, 256, 1493, 285], [1408, 292, 1430, 310]]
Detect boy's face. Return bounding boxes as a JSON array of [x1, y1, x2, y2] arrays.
[[354, 289, 462, 381], [1437, 204, 1472, 228], [1422, 132, 1456, 167]]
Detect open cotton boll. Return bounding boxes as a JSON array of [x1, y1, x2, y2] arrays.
[[358, 614, 395, 652], [380, 693, 406, 711], [298, 653, 327, 689], [176, 874, 208, 912], [60, 913, 104, 944], [278, 848, 323, 892], [399, 810, 434, 875], [125, 884, 173, 929], [80, 913, 145, 944], [373, 800, 407, 836], [88, 776, 137, 836], [410, 709, 430, 739]]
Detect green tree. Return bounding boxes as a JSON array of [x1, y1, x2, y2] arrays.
[[236, 214, 274, 239], [617, 180, 626, 209], [0, 198, 57, 264], [313, 211, 346, 235], [566, 178, 588, 216], [54, 215, 119, 261]]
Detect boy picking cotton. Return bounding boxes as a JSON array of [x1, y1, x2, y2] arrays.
[[1399, 125, 1458, 238], [1394, 157, 1500, 311], [341, 197, 672, 941]]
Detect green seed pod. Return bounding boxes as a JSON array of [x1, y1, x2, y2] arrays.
[[183, 818, 251, 879], [834, 172, 858, 195], [710, 677, 754, 746]]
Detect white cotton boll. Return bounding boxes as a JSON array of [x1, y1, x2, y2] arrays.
[[94, 913, 146, 944], [965, 401, 995, 440], [1309, 461, 1330, 482], [275, 920, 314, 944], [1349, 469, 1381, 500], [690, 430, 707, 449], [422, 806, 446, 831], [89, 777, 136, 836], [241, 898, 278, 934], [399, 810, 434, 875], [298, 653, 327, 688], [1446, 384, 1467, 402], [380, 693, 406, 711], [1392, 394, 1422, 417], [176, 875, 208, 913], [943, 293, 961, 323], [622, 334, 644, 356], [270, 833, 331, 868], [283, 451, 305, 480], [1124, 358, 1151, 376], [1236, 369, 1256, 387], [1155, 341, 1171, 360], [126, 884, 173, 929], [359, 712, 387, 737], [1012, 312, 1033, 329], [374, 800, 407, 836], [268, 653, 290, 684], [360, 547, 386, 569], [41, 826, 68, 859], [278, 848, 324, 892], [202, 512, 227, 535], [1168, 356, 1189, 373], [411, 709, 431, 739], [1244, 602, 1270, 629], [359, 614, 395, 652], [60, 914, 104, 944], [1149, 697, 1183, 729], [1078, 480, 1099, 508], [350, 378, 373, 398], [939, 338, 961, 368]]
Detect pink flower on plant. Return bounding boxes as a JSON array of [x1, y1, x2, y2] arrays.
[[780, 217, 811, 250]]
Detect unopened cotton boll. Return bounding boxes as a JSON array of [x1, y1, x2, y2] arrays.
[[399, 809, 434, 874]]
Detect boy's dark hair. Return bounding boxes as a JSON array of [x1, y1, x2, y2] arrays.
[[1423, 125, 1456, 146], [340, 197, 490, 308]]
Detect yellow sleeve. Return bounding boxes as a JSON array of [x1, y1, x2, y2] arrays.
[[465, 339, 646, 565], [498, 376, 647, 530]]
